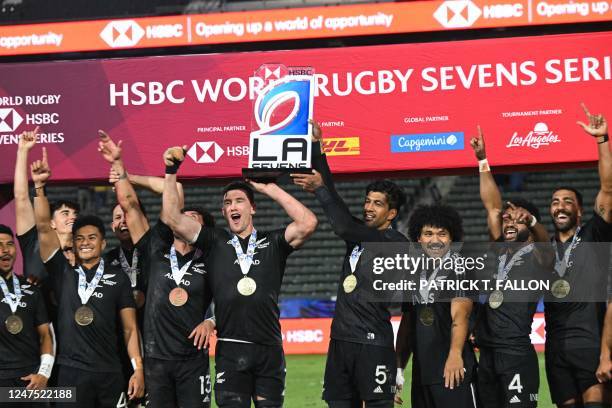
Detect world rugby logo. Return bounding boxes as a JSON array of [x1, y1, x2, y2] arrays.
[[246, 65, 314, 173]]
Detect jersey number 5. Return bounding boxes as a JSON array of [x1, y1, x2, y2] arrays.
[[375, 365, 387, 385]]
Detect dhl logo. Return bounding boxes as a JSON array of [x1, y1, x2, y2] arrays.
[[321, 137, 360, 156]]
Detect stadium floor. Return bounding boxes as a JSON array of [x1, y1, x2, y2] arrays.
[[208, 353, 555, 407]]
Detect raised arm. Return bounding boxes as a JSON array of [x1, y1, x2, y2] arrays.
[[31, 148, 60, 261], [471, 126, 503, 241], [14, 128, 40, 235], [161, 147, 201, 243], [248, 180, 317, 248], [98, 130, 150, 244], [577, 103, 612, 223]]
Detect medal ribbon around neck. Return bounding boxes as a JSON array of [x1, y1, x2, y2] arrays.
[[169, 245, 199, 286], [231, 229, 258, 276], [348, 244, 364, 274], [75, 259, 105, 305], [553, 226, 581, 278], [419, 251, 451, 304], [0, 275, 22, 313], [119, 247, 139, 288], [497, 243, 534, 281]]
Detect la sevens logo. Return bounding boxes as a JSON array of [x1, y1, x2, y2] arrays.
[[253, 78, 311, 136]]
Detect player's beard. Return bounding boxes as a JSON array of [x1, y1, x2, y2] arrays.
[[553, 210, 578, 233]]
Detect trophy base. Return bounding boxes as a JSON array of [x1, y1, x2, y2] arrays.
[[242, 167, 312, 183]]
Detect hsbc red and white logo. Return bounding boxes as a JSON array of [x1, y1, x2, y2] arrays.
[[434, 0, 482, 28], [0, 108, 23, 132], [187, 141, 249, 164], [100, 20, 145, 48], [187, 141, 224, 163]]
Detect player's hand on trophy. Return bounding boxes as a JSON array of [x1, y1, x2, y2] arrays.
[[291, 170, 324, 193], [577, 102, 608, 138], [470, 125, 487, 161], [246, 178, 277, 195], [309, 119, 323, 142]]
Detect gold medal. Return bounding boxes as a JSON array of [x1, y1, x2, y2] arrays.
[[343, 275, 357, 293], [551, 279, 571, 299], [488, 290, 504, 309], [133, 290, 145, 309], [75, 306, 94, 326], [237, 277, 257, 296], [419, 306, 435, 326], [169, 287, 189, 306], [5, 314, 23, 334]]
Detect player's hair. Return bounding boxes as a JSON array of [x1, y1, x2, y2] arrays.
[[365, 180, 406, 212], [223, 182, 255, 207], [0, 224, 14, 237], [503, 198, 541, 221], [552, 186, 583, 208], [50, 200, 80, 217], [408, 204, 464, 242], [72, 215, 106, 239], [113, 199, 147, 218], [182, 206, 215, 228]]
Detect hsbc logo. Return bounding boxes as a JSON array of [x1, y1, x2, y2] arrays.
[[187, 141, 249, 164], [434, 0, 481, 28], [100, 20, 145, 48], [187, 141, 224, 163], [0, 108, 23, 132]]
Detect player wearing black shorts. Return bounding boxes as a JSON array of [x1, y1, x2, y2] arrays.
[[395, 205, 478, 408], [161, 146, 317, 408], [98, 131, 217, 408], [32, 149, 144, 408], [471, 127, 554, 408], [544, 105, 612, 408], [0, 225, 54, 408], [292, 124, 407, 408]]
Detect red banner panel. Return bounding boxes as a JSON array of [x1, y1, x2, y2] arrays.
[[1, 1, 611, 56], [0, 31, 610, 183]]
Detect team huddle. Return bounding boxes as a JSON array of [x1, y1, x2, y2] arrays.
[[0, 104, 609, 408]]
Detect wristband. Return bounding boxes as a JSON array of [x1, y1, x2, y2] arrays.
[[34, 185, 47, 197], [597, 134, 609, 144], [478, 158, 490, 173], [396, 368, 405, 386], [38, 353, 54, 379], [529, 215, 538, 228], [131, 357, 144, 371]]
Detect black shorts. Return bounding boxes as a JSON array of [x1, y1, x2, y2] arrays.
[[145, 355, 211, 408], [545, 347, 603, 405], [323, 339, 396, 402], [478, 348, 539, 408], [214, 341, 285, 404], [55, 365, 125, 408], [412, 381, 479, 408]]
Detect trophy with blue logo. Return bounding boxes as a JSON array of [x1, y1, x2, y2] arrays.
[[243, 64, 315, 181]]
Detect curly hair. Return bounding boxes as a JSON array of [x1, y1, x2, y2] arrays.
[[408, 204, 464, 242]]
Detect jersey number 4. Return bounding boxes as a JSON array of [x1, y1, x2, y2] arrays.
[[508, 374, 523, 394]]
